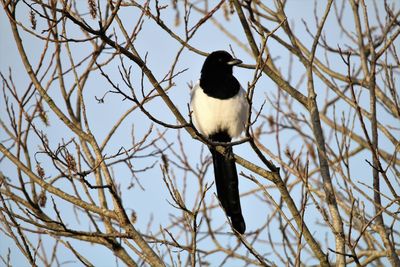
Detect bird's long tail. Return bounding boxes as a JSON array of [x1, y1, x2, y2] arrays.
[[210, 141, 245, 234]]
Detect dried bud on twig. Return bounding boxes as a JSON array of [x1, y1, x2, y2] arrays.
[[39, 191, 47, 207], [30, 9, 37, 30], [36, 163, 45, 179], [267, 115, 275, 128], [66, 153, 77, 173], [88, 0, 97, 19], [285, 147, 292, 158], [130, 211, 137, 224], [37, 101, 49, 126]]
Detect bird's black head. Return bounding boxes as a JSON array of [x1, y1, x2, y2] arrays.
[[201, 50, 242, 77], [200, 50, 242, 99]]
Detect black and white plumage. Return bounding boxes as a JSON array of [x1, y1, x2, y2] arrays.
[[190, 50, 248, 234]]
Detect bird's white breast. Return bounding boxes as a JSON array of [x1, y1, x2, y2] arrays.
[[190, 82, 249, 138]]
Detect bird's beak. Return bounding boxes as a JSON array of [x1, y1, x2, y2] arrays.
[[227, 58, 242, 66]]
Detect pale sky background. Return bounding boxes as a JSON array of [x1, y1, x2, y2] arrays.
[[1, 1, 398, 266]]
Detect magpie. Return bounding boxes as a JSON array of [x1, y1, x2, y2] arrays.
[[190, 50, 248, 234]]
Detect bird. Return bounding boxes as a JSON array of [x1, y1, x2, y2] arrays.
[[190, 50, 249, 234]]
